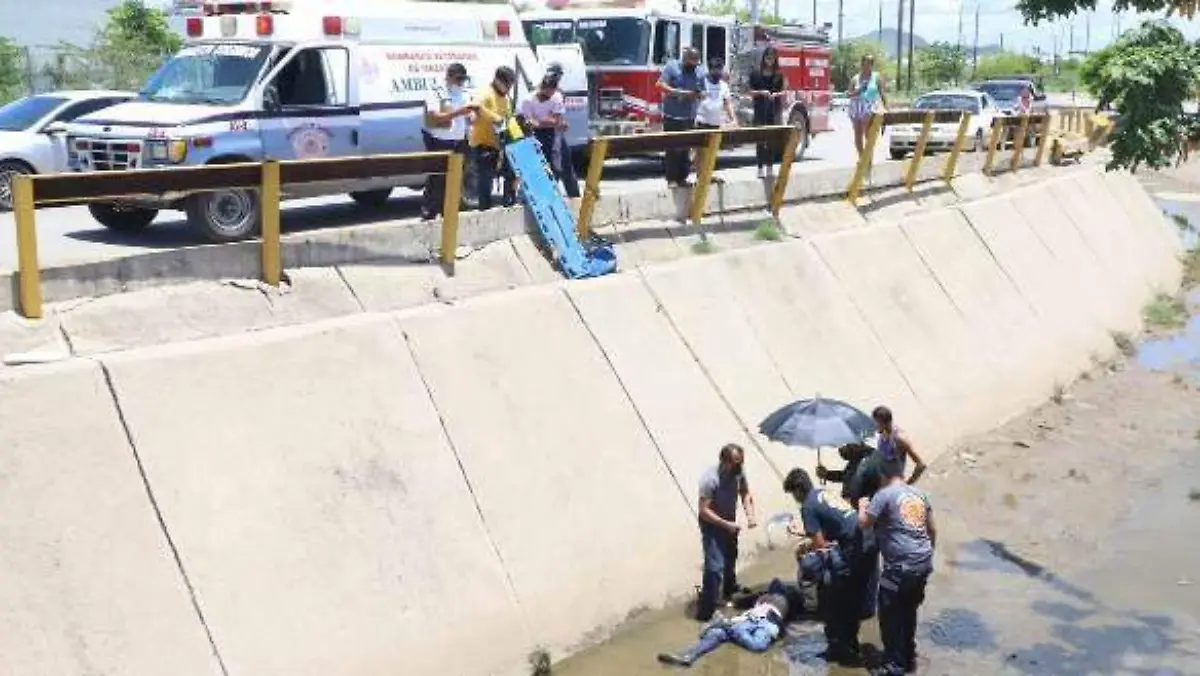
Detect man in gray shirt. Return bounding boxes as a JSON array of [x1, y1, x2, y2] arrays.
[[656, 47, 705, 187], [695, 443, 757, 621], [858, 460, 936, 676]]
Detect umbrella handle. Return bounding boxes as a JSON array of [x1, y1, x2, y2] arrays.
[[818, 447, 826, 486]]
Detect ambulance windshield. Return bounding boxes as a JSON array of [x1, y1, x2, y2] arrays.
[[525, 17, 650, 66], [140, 43, 272, 105]]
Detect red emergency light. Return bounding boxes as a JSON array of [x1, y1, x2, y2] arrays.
[[256, 13, 273, 35], [496, 20, 511, 38], [323, 15, 342, 35], [186, 17, 203, 36]]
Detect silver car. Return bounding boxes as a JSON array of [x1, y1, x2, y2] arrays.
[[888, 90, 1000, 160]]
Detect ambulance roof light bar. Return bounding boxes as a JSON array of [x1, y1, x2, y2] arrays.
[[199, 0, 294, 16]]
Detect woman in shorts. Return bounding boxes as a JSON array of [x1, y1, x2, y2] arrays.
[[847, 54, 889, 158]]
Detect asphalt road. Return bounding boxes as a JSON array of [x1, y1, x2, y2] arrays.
[[0, 111, 888, 271]]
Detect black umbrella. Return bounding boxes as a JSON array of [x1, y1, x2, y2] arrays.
[[759, 397, 876, 482]]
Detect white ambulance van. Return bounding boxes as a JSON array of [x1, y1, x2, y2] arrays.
[[62, 0, 547, 242]]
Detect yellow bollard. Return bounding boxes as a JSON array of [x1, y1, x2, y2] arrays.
[[12, 175, 42, 319], [942, 113, 972, 183], [689, 131, 723, 226], [1009, 115, 1031, 172], [847, 113, 884, 204], [770, 127, 801, 217], [905, 111, 934, 191], [577, 138, 608, 240], [1034, 116, 1053, 166], [983, 119, 1005, 175], [441, 152, 464, 272], [260, 160, 282, 287]]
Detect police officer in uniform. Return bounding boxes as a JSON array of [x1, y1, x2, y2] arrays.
[[421, 62, 475, 220], [783, 467, 872, 667]]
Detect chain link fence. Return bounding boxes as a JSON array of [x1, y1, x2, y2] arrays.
[[16, 43, 165, 96]]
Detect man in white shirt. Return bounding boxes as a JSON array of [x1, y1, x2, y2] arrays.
[[695, 57, 737, 131], [422, 62, 477, 221]]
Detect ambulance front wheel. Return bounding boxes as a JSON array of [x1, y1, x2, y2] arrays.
[[185, 189, 261, 243], [89, 203, 157, 233], [350, 188, 393, 208]]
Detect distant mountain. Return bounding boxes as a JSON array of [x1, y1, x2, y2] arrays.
[[850, 29, 1004, 60]]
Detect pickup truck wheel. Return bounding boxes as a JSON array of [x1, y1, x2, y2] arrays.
[[186, 189, 260, 243], [0, 160, 33, 211], [349, 188, 393, 207], [88, 203, 158, 232]]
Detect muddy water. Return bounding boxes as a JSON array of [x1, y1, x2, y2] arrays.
[[553, 205, 1200, 675]]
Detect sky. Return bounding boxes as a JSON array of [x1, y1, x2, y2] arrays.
[[2, 0, 1199, 55]]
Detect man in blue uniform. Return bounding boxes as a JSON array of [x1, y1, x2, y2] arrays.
[[783, 467, 872, 667], [695, 444, 758, 621], [858, 460, 937, 676]]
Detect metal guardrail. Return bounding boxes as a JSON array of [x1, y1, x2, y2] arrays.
[[11, 152, 464, 320]]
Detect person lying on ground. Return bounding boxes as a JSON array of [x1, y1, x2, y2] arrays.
[[658, 579, 792, 668]]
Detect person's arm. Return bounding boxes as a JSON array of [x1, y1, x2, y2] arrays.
[[816, 466, 846, 483], [425, 92, 467, 127], [656, 62, 687, 99], [474, 93, 505, 125], [898, 432, 927, 484], [858, 493, 885, 529], [927, 504, 938, 550], [848, 75, 861, 99], [699, 496, 739, 534], [877, 75, 889, 110], [798, 504, 830, 550], [549, 94, 566, 129], [739, 476, 756, 528]]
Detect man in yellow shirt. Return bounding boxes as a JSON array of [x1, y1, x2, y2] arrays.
[[470, 66, 517, 210]]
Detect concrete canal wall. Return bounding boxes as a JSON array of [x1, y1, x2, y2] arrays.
[[0, 167, 1182, 675]]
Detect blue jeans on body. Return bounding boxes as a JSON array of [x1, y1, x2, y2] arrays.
[[698, 523, 739, 619], [679, 618, 777, 663], [877, 564, 931, 675]]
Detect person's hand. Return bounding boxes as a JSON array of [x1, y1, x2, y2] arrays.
[[858, 497, 870, 511], [794, 537, 815, 559], [773, 91, 787, 99], [815, 465, 828, 480], [686, 90, 701, 100], [746, 515, 758, 529], [726, 521, 742, 535], [786, 518, 804, 537]]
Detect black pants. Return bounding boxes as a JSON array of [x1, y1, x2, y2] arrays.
[[753, 109, 778, 169], [422, 132, 466, 217], [472, 145, 515, 211], [533, 128, 580, 198], [663, 117, 694, 185], [877, 565, 930, 674], [697, 524, 738, 619], [820, 544, 873, 656]]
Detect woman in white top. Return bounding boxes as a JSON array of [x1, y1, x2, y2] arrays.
[[519, 75, 581, 198], [695, 57, 738, 131]]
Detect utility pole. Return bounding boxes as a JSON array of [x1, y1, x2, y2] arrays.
[[837, 0, 844, 85], [1085, 13, 1090, 54], [878, 0, 883, 42], [896, 0, 905, 91], [971, 3, 979, 80], [907, 0, 916, 93], [1000, 33, 1004, 51], [812, 0, 817, 24], [750, 0, 760, 25], [1069, 22, 1074, 55]]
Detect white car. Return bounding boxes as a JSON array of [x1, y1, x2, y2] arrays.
[[0, 90, 134, 210], [888, 89, 999, 160]]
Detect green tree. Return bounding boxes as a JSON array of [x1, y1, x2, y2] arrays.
[[94, 0, 182, 90], [1079, 21, 1200, 171], [832, 39, 889, 90], [972, 51, 1042, 81], [916, 41, 966, 88], [0, 38, 22, 104], [1017, 0, 1196, 24]]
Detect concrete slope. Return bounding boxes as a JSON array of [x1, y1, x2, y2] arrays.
[[0, 361, 221, 676], [898, 208, 1052, 426], [564, 273, 792, 553], [397, 286, 699, 657], [1102, 170, 1185, 290], [100, 317, 529, 676]]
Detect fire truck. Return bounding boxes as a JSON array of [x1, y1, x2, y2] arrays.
[[521, 0, 832, 158]]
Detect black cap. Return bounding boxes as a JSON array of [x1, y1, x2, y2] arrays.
[[546, 62, 564, 75], [447, 62, 467, 78], [494, 65, 517, 85]]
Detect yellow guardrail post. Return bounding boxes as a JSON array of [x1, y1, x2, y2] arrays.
[[12, 175, 42, 319], [905, 110, 935, 191], [577, 138, 608, 240], [441, 152, 464, 272], [1034, 115, 1052, 166], [770, 127, 801, 217], [942, 113, 971, 183], [689, 131, 723, 226], [1009, 114, 1031, 172], [983, 118, 1005, 175], [847, 113, 884, 204], [1085, 114, 1097, 150], [260, 160, 282, 287]]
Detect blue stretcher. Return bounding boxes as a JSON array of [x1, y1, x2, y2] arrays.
[[501, 123, 617, 279]]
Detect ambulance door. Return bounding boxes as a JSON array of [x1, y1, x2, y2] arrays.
[[256, 43, 360, 175], [536, 43, 589, 151]]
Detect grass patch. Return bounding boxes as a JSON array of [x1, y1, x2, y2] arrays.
[[1184, 246, 1200, 289], [691, 238, 718, 255], [754, 219, 784, 242], [1143, 294, 1189, 329], [1111, 331, 1136, 357]]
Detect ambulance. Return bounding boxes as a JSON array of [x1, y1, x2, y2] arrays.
[[62, 0, 574, 242], [521, 0, 833, 158]]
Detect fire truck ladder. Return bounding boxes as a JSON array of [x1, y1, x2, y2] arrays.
[[500, 120, 617, 279]]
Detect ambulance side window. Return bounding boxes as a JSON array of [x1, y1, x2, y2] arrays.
[[269, 46, 349, 108], [652, 20, 680, 65], [706, 26, 726, 63], [690, 24, 704, 55]]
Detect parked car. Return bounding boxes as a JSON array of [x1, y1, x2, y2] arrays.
[[830, 91, 850, 110], [888, 89, 999, 160], [0, 90, 134, 210], [971, 78, 1048, 116]]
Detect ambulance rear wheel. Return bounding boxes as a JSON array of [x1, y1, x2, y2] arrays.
[[89, 203, 157, 233], [350, 188, 393, 208], [186, 189, 260, 243]]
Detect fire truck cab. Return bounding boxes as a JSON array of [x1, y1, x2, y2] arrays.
[[522, 0, 832, 157]]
